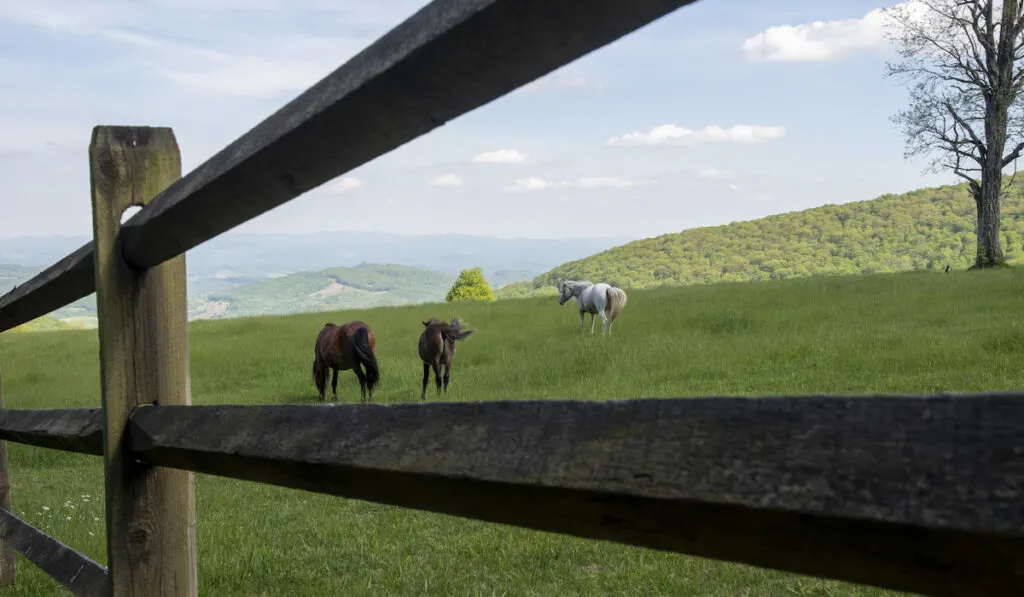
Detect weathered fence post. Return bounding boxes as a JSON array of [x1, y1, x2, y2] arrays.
[[0, 366, 15, 587], [90, 126, 197, 596]]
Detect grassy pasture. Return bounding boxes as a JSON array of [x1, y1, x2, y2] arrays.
[[1, 268, 1023, 595]]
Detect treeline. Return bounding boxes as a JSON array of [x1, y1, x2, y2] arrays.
[[497, 178, 1024, 298]]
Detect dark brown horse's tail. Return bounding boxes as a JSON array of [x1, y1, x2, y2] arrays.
[[443, 318, 477, 342], [443, 327, 476, 342], [352, 326, 380, 391]]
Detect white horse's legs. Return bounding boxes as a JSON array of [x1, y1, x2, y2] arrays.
[[590, 313, 597, 333], [578, 311, 585, 330], [599, 310, 610, 335]]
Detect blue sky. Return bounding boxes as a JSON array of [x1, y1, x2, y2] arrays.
[[0, 0, 955, 241]]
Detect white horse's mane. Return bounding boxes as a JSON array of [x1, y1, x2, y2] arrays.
[[560, 279, 593, 294]]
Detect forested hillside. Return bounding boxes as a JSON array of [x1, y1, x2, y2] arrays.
[[498, 178, 1024, 297]]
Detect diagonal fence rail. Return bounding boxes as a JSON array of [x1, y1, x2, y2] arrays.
[[0, 0, 1018, 596], [0, 0, 702, 333], [0, 507, 109, 597]]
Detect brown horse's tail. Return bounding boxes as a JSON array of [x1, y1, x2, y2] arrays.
[[443, 318, 477, 342], [605, 286, 628, 322], [352, 326, 380, 391]]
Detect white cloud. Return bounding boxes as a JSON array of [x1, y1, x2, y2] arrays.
[[160, 53, 338, 97], [728, 183, 742, 191], [427, 173, 463, 187], [740, 2, 928, 62], [0, 2, 413, 97], [471, 149, 527, 164], [518, 71, 602, 93], [503, 176, 646, 193], [576, 177, 637, 189], [325, 176, 362, 193], [696, 167, 734, 180], [504, 177, 557, 192], [608, 124, 786, 147]]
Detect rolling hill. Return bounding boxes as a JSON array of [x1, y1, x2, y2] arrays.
[[0, 231, 628, 327], [188, 263, 455, 320], [498, 178, 1024, 298], [5, 315, 80, 333]]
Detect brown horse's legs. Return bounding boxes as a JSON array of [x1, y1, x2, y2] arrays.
[[443, 361, 451, 394], [329, 368, 339, 402], [353, 365, 368, 403], [432, 361, 442, 395], [421, 363, 430, 400]]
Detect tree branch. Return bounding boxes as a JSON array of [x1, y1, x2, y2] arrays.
[[944, 101, 988, 151], [1003, 140, 1024, 165]]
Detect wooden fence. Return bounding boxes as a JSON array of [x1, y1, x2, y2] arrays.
[[0, 1, 1021, 595]]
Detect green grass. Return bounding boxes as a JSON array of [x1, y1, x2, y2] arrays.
[[2, 267, 1024, 595]]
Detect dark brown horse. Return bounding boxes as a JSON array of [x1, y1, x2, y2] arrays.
[[418, 317, 475, 400], [312, 321, 379, 402]]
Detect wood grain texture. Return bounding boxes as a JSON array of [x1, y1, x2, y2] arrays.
[[90, 126, 197, 597], [130, 394, 1024, 597], [0, 507, 109, 597], [0, 408, 103, 456], [0, 242, 93, 333], [0, 369, 15, 586], [116, 0, 700, 269]]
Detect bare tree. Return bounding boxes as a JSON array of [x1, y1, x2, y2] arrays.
[[884, 0, 1024, 268]]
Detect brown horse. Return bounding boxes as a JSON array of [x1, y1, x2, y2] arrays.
[[418, 317, 475, 400], [312, 321, 380, 402]]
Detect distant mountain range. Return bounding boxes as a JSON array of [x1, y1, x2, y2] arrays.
[[190, 264, 456, 320], [0, 231, 633, 326]]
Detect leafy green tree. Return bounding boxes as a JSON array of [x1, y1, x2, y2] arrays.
[[884, 0, 1024, 268], [445, 267, 495, 302]]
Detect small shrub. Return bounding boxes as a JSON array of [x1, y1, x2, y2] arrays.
[[445, 267, 496, 303]]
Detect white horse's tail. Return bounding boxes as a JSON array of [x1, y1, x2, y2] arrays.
[[605, 286, 628, 322]]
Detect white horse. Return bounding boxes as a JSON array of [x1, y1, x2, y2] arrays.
[[557, 280, 628, 335]]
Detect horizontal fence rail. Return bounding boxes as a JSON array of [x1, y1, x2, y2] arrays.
[[0, 507, 109, 597], [0, 0, 701, 333], [123, 394, 1024, 597], [0, 409, 103, 456]]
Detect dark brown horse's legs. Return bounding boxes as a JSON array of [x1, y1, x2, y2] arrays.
[[354, 365, 368, 403], [443, 363, 451, 394], [421, 363, 430, 400], [330, 369, 339, 401]]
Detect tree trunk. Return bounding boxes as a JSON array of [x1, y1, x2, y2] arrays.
[[974, 159, 1005, 268], [968, 0, 1021, 270]]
